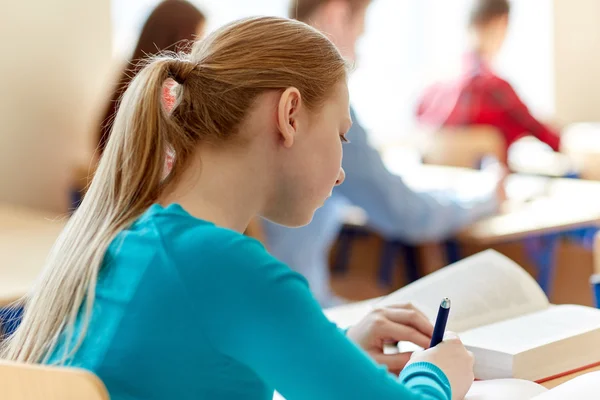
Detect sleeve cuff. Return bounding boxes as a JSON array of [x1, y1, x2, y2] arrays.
[[399, 361, 452, 400]]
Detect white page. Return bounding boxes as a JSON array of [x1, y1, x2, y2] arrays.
[[377, 250, 549, 333], [532, 371, 600, 400], [459, 305, 600, 354], [465, 379, 547, 400], [323, 298, 380, 329]]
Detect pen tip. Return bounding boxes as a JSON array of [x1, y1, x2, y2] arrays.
[[441, 298, 451, 309]]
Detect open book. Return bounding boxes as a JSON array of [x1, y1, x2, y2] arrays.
[[372, 250, 600, 382], [464, 371, 600, 399]]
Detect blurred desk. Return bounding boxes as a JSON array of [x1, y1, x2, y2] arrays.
[[375, 156, 600, 244], [344, 160, 600, 293], [508, 136, 580, 178], [341, 160, 600, 292], [508, 152, 578, 178], [380, 135, 580, 178], [464, 174, 600, 244], [0, 204, 66, 307]]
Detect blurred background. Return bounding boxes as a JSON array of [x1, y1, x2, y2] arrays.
[[4, 0, 598, 210], [4, 0, 600, 314]]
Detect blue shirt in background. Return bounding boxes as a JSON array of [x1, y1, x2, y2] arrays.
[[46, 204, 452, 400], [263, 108, 498, 306]]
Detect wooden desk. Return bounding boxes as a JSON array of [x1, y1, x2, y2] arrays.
[[0, 205, 67, 307], [369, 162, 600, 245], [324, 299, 600, 390], [459, 176, 600, 244]]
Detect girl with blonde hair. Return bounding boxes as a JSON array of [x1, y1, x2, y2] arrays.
[[2, 16, 473, 400]]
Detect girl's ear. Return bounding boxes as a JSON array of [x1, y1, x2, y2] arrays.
[[276, 87, 302, 148]]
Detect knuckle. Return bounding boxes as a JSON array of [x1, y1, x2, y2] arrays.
[[405, 309, 417, 320], [446, 337, 461, 345], [372, 307, 386, 315], [373, 314, 387, 327]]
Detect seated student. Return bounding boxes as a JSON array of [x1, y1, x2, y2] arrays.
[[263, 0, 505, 307], [97, 0, 206, 156], [416, 0, 561, 157], [0, 17, 474, 400]]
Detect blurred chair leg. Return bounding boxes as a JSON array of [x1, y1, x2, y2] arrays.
[[378, 240, 398, 286], [333, 227, 369, 275], [562, 226, 598, 250], [591, 276, 600, 309], [444, 239, 461, 264], [524, 234, 560, 296], [378, 241, 421, 287], [401, 244, 421, 283], [592, 231, 600, 308]]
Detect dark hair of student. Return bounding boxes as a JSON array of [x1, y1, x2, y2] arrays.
[[469, 0, 510, 27], [289, 0, 371, 23]]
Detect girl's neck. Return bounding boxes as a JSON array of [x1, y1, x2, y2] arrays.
[[160, 148, 269, 233]]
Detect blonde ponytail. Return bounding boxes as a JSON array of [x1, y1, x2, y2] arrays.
[[1, 57, 192, 363], [1, 16, 348, 364]]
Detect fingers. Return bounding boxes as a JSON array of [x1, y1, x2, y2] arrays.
[[377, 318, 431, 349], [441, 332, 475, 368], [384, 303, 430, 325], [381, 307, 434, 338]]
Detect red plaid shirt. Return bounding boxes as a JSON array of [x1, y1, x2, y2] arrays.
[[416, 53, 560, 154]]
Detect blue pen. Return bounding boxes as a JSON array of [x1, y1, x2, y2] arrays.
[[430, 297, 451, 348]]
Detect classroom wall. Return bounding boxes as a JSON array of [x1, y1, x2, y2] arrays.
[[554, 0, 600, 124], [0, 0, 113, 212]]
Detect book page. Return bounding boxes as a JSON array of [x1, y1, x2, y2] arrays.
[[532, 371, 600, 400], [324, 298, 380, 329], [377, 250, 549, 332], [465, 379, 547, 400], [459, 305, 600, 355]]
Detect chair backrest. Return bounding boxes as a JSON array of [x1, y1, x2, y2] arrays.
[[420, 125, 506, 168], [0, 360, 109, 400]]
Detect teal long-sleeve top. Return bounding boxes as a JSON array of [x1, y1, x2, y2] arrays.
[[46, 204, 452, 400]]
